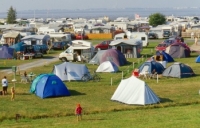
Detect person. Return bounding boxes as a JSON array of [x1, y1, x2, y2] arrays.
[[75, 104, 82, 121], [11, 87, 15, 101], [195, 36, 198, 45], [2, 76, 8, 96], [24, 71, 27, 77], [191, 32, 194, 39]]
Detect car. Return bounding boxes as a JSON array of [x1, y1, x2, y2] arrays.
[[148, 32, 158, 39], [52, 42, 69, 50], [163, 31, 171, 38], [24, 45, 43, 58], [75, 34, 89, 40], [95, 40, 113, 50], [155, 43, 171, 51]]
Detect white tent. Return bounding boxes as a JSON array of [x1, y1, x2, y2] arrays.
[[96, 61, 118, 72], [53, 62, 90, 81], [111, 76, 160, 105]]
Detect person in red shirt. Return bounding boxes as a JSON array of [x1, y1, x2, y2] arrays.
[[75, 104, 82, 121]]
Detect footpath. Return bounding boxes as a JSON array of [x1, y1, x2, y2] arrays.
[[0, 56, 59, 74]]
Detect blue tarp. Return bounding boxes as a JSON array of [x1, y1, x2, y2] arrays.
[[10, 42, 26, 52]]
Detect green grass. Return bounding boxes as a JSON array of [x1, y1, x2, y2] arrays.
[[0, 39, 199, 128]]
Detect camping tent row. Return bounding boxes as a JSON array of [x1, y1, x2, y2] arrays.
[[30, 74, 70, 98], [138, 61, 195, 78]]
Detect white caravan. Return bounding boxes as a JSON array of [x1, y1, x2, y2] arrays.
[[48, 32, 72, 45], [114, 32, 149, 47], [59, 40, 95, 62], [149, 25, 175, 39]]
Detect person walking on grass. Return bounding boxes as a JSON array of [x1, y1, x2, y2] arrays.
[[75, 104, 82, 121], [2, 76, 8, 96], [11, 87, 15, 101]]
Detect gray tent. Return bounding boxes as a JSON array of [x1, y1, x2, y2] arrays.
[[89, 50, 106, 65], [53, 62, 90, 81], [162, 62, 195, 78]]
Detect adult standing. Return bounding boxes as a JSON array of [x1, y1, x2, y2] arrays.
[[2, 76, 8, 96], [195, 36, 198, 45]]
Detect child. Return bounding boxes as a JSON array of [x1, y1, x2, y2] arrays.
[[75, 104, 82, 121], [11, 87, 15, 101]]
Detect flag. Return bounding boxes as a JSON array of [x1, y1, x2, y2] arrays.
[[135, 14, 140, 19]]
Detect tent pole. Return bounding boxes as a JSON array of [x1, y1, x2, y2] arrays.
[[111, 77, 112, 86]]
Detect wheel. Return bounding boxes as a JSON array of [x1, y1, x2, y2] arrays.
[[62, 57, 67, 62], [81, 75, 89, 82], [93, 75, 100, 82]]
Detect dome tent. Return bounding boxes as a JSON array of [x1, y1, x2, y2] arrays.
[[162, 62, 195, 78], [96, 61, 119, 73], [30, 74, 70, 98], [138, 61, 165, 75]]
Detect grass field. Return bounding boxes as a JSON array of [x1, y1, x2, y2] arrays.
[[1, 39, 200, 128]]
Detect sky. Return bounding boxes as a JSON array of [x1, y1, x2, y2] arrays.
[[0, 0, 200, 12]]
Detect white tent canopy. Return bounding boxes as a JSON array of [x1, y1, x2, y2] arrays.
[[96, 61, 118, 72], [53, 62, 90, 81], [111, 76, 160, 105]]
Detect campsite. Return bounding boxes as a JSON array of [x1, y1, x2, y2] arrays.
[[0, 39, 200, 127]]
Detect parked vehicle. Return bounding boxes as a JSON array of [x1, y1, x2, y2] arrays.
[[148, 32, 158, 39], [52, 42, 69, 50], [163, 30, 171, 38], [59, 40, 94, 62], [75, 34, 89, 40], [38, 44, 48, 54], [95, 40, 113, 50], [155, 38, 177, 51]]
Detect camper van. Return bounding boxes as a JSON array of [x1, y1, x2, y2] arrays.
[[149, 25, 175, 39], [48, 32, 72, 49], [59, 40, 95, 62], [114, 32, 149, 47]]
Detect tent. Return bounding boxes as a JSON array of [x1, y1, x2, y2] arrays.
[[89, 49, 127, 66], [111, 76, 160, 105], [162, 62, 195, 78], [165, 42, 190, 58], [96, 61, 119, 72], [10, 42, 26, 52], [30, 74, 70, 98], [195, 55, 200, 63], [138, 61, 165, 74], [0, 46, 15, 59], [155, 51, 174, 62], [53, 62, 90, 81]]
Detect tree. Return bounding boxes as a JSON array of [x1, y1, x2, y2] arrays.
[[148, 13, 166, 27], [7, 6, 17, 24]]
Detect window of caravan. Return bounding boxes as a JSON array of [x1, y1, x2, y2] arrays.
[[141, 37, 146, 40]]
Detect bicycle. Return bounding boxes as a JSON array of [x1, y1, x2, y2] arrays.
[[81, 71, 101, 82]]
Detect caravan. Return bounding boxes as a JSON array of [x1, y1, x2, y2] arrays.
[[59, 40, 95, 62], [114, 32, 148, 47]]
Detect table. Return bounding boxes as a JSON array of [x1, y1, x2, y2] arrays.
[[23, 54, 35, 60], [27, 74, 36, 82]]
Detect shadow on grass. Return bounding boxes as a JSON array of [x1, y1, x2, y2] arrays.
[[0, 67, 12, 70], [69, 90, 86, 96], [159, 97, 173, 103]]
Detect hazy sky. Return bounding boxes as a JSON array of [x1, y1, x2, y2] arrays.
[[0, 0, 199, 12]]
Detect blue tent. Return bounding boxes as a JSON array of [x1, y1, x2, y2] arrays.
[[156, 51, 174, 62], [10, 42, 26, 52], [138, 61, 165, 74], [30, 74, 70, 98], [195, 55, 200, 63], [0, 46, 15, 59]]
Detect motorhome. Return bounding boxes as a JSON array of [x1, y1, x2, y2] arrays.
[[149, 25, 175, 39], [114, 32, 149, 47], [59, 40, 95, 62], [48, 32, 72, 48]]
